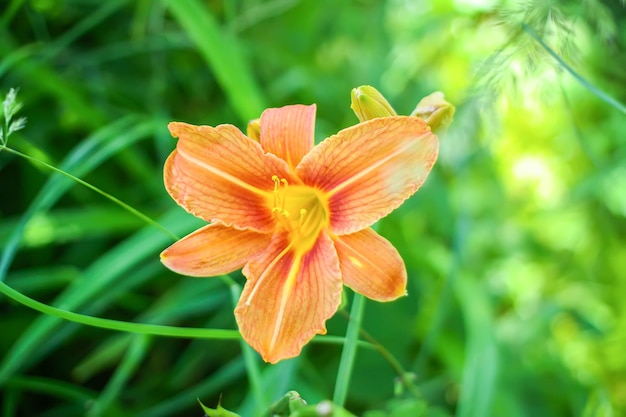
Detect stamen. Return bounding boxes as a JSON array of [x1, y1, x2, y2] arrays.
[[272, 176, 288, 211], [267, 176, 329, 253], [298, 209, 307, 229]]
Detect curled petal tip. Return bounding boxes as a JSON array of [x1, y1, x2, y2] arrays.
[[411, 92, 455, 133], [350, 85, 397, 122]]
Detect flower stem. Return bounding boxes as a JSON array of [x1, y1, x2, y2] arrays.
[[332, 292, 366, 407], [229, 283, 268, 412]]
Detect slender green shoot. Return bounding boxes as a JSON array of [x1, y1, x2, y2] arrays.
[[229, 283, 268, 413], [0, 145, 179, 241], [332, 293, 366, 407], [355, 325, 422, 399], [89, 334, 151, 417]]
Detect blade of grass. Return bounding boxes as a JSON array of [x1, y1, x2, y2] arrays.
[[73, 336, 133, 382], [165, 0, 266, 121], [0, 145, 178, 241], [0, 0, 24, 27], [0, 208, 201, 383], [139, 357, 245, 417], [0, 206, 151, 249], [39, 0, 127, 62], [454, 277, 498, 417], [414, 215, 467, 373], [74, 280, 229, 381], [4, 375, 96, 403], [0, 145, 179, 240], [6, 266, 78, 294], [2, 386, 17, 417], [88, 334, 151, 417], [24, 262, 168, 380], [0, 116, 156, 284], [0, 1, 125, 128]]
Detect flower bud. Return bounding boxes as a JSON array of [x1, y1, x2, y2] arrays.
[[350, 85, 397, 122], [247, 118, 261, 141], [410, 92, 455, 133]]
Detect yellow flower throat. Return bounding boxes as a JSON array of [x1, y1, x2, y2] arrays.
[[270, 175, 329, 253]]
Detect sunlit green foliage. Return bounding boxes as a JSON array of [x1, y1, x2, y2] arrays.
[[1, 0, 625, 416]]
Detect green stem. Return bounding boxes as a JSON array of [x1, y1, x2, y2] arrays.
[[338, 309, 422, 398], [89, 334, 150, 417], [0, 145, 179, 241], [0, 280, 240, 340], [229, 283, 268, 413], [358, 328, 422, 398], [333, 293, 366, 407]]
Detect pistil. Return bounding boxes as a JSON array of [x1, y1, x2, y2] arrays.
[[269, 176, 329, 254]]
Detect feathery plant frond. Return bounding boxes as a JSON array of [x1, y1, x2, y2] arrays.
[[0, 88, 27, 146], [476, 0, 620, 99]]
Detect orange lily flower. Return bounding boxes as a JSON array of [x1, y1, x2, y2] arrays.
[[161, 104, 438, 363]]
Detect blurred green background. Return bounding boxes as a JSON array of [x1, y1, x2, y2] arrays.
[[1, 0, 625, 416]]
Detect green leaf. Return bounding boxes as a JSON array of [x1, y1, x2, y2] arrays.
[[166, 0, 266, 121]]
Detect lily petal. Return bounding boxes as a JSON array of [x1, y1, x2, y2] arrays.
[[166, 122, 294, 232], [260, 104, 316, 171], [297, 116, 438, 235], [235, 231, 342, 363], [333, 228, 407, 301], [160, 223, 271, 277]]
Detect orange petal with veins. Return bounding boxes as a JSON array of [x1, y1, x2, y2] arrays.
[[333, 227, 407, 301], [260, 104, 316, 172], [235, 231, 342, 363], [166, 122, 295, 233], [160, 223, 271, 277], [297, 116, 438, 235]]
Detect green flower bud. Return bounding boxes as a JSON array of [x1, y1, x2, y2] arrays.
[[350, 85, 397, 122], [410, 92, 455, 133], [247, 118, 261, 141]]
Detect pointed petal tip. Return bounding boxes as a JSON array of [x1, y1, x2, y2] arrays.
[[159, 224, 271, 277], [260, 104, 317, 168], [259, 325, 328, 364], [167, 121, 186, 137], [335, 229, 408, 302], [168, 121, 207, 139]]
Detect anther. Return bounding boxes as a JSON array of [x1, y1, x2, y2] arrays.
[[298, 209, 307, 230]]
